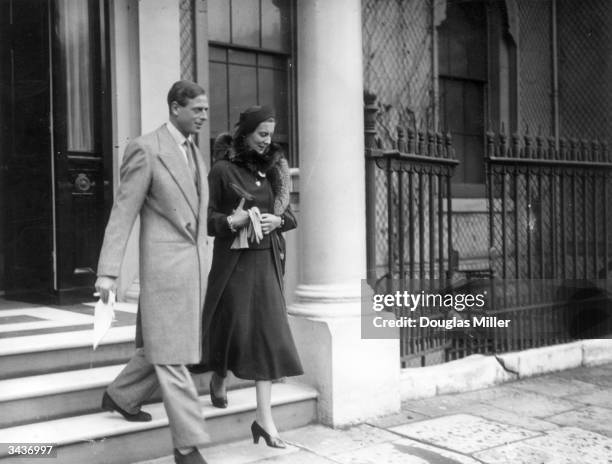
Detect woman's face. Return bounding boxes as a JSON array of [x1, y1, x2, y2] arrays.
[[245, 120, 275, 154]]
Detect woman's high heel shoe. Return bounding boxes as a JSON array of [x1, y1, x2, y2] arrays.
[[251, 421, 286, 449], [209, 378, 227, 409]]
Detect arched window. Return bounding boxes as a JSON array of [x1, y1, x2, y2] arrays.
[[438, 0, 517, 197]]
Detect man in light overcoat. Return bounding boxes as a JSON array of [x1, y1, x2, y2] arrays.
[[95, 80, 210, 464]]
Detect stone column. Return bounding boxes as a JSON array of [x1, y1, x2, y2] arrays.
[[289, 0, 400, 427]]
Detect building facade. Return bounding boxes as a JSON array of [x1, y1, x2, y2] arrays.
[[1, 0, 611, 424]]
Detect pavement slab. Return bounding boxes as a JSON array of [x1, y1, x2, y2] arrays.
[[572, 388, 612, 409], [331, 438, 480, 464], [477, 387, 580, 418], [461, 403, 560, 432], [546, 406, 612, 437], [400, 387, 513, 418], [474, 427, 612, 464], [509, 374, 604, 397], [555, 366, 612, 387], [258, 450, 338, 463], [442, 385, 522, 404], [279, 424, 398, 457], [389, 414, 540, 454], [366, 410, 429, 429], [139, 438, 299, 464]]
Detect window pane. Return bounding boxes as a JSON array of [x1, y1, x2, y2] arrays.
[[464, 135, 484, 183], [259, 53, 285, 69], [231, 0, 260, 47], [439, 0, 486, 80], [56, 0, 94, 152], [228, 49, 256, 65], [261, 0, 291, 52], [441, 79, 464, 133], [258, 66, 288, 136], [463, 82, 484, 135], [209, 62, 229, 137], [228, 64, 257, 126], [208, 0, 230, 42], [209, 45, 227, 62]]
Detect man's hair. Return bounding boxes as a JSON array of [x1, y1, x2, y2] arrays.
[[167, 80, 206, 109]]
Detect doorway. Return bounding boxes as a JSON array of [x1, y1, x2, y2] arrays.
[[0, 0, 112, 303]]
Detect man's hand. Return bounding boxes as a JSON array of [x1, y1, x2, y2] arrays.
[[95, 276, 117, 304], [230, 197, 249, 229], [260, 214, 281, 235]]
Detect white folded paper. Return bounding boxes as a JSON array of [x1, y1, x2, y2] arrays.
[[93, 291, 116, 350]]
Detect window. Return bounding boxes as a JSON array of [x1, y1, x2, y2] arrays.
[[438, 0, 516, 197], [207, 0, 296, 165]]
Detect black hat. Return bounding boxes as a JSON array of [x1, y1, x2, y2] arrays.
[[236, 105, 275, 134]]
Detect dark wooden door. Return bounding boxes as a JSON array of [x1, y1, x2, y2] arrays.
[[1, 0, 54, 297], [51, 0, 112, 300], [1, 0, 111, 302]]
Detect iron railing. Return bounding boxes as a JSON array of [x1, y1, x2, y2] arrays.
[[365, 94, 459, 367], [446, 130, 612, 360]]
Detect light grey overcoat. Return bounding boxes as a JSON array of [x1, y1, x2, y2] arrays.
[[97, 124, 209, 364]]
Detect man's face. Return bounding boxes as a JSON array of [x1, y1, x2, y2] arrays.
[[171, 94, 209, 136]]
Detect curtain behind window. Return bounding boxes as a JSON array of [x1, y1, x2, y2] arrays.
[[56, 0, 94, 152]]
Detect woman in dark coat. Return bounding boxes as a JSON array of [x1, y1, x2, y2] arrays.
[[195, 105, 303, 448]]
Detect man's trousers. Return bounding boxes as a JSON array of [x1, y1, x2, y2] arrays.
[[106, 347, 209, 449]]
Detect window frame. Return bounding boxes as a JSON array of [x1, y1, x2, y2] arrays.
[[202, 0, 298, 166], [437, 0, 518, 198]]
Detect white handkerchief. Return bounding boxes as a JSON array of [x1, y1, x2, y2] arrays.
[[93, 291, 116, 350]]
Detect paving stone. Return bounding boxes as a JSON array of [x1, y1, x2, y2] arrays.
[[258, 450, 337, 463], [446, 385, 521, 404], [401, 390, 503, 418], [332, 438, 480, 464], [463, 403, 560, 432], [475, 442, 576, 464], [510, 374, 604, 398], [555, 366, 612, 387], [477, 388, 580, 418], [279, 424, 397, 457], [138, 439, 299, 464], [572, 389, 612, 409], [475, 427, 612, 464], [547, 406, 612, 437], [366, 410, 428, 429], [389, 414, 539, 454]]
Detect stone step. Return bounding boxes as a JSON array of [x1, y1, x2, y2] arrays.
[[0, 365, 123, 428], [0, 326, 136, 380], [0, 382, 318, 464], [0, 364, 255, 428]]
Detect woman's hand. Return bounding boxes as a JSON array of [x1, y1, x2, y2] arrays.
[[229, 198, 249, 229], [260, 213, 282, 235]]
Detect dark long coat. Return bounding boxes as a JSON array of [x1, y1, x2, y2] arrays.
[[191, 137, 296, 368]]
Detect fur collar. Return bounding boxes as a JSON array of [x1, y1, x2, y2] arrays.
[[213, 133, 291, 215]]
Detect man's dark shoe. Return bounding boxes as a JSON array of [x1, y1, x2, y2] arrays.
[[174, 448, 207, 464], [101, 391, 152, 422]]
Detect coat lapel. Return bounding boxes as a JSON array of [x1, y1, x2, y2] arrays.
[[156, 126, 199, 217]]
